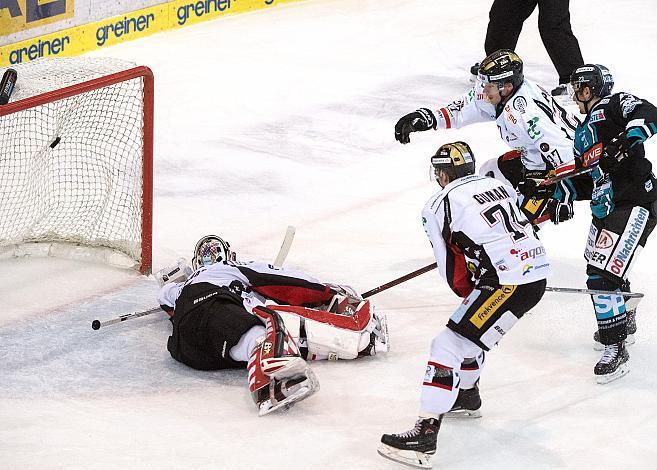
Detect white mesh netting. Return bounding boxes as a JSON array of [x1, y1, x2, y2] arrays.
[[0, 57, 149, 270]]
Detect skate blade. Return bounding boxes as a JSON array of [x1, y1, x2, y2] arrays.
[[594, 334, 635, 351], [444, 408, 482, 419], [595, 363, 630, 384], [258, 370, 320, 416], [377, 444, 433, 469]]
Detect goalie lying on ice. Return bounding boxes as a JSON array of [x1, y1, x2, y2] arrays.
[[155, 235, 389, 416]]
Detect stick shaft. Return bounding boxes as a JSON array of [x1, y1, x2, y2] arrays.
[[362, 263, 437, 298], [92, 307, 161, 330], [545, 286, 643, 298]]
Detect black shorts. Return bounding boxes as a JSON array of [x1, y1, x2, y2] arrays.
[[447, 279, 546, 351], [167, 283, 263, 371]]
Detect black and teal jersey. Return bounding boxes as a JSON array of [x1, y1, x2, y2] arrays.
[[573, 92, 657, 212]]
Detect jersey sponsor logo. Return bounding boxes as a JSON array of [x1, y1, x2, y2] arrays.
[[513, 96, 527, 114], [509, 246, 546, 261], [608, 207, 648, 276], [469, 285, 516, 329], [646, 180, 653, 192], [582, 143, 603, 167], [263, 341, 272, 355], [589, 109, 606, 123], [522, 263, 548, 275], [527, 117, 541, 139], [494, 259, 508, 271], [595, 230, 615, 249], [504, 105, 517, 124]]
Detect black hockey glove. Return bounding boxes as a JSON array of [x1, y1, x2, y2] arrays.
[[546, 199, 574, 225], [517, 171, 553, 200], [394, 108, 437, 144], [600, 131, 643, 172]]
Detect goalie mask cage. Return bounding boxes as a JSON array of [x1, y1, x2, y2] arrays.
[[0, 58, 153, 274]]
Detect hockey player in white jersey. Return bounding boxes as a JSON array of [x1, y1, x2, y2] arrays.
[[156, 235, 388, 416], [378, 142, 549, 468], [395, 49, 590, 225]]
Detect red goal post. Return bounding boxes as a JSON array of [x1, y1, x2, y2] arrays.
[[0, 58, 153, 274]]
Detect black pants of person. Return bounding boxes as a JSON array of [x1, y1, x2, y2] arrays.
[[485, 0, 584, 84]]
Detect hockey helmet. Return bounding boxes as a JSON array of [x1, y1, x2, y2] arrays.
[[478, 49, 524, 89], [192, 235, 235, 270], [431, 141, 476, 182], [570, 64, 614, 98]]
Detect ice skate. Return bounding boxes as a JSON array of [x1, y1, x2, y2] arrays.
[[444, 384, 482, 418], [594, 342, 629, 384], [256, 367, 320, 416], [378, 417, 442, 469]]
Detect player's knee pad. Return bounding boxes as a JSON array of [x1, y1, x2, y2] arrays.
[[459, 351, 485, 389]]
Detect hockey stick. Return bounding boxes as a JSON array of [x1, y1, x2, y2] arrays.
[[273, 225, 295, 268], [362, 262, 437, 298], [91, 307, 161, 330], [537, 166, 593, 187], [93, 227, 297, 330], [361, 262, 645, 309]]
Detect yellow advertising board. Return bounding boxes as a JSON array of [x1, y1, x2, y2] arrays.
[[1, 0, 303, 66], [0, 0, 75, 36]]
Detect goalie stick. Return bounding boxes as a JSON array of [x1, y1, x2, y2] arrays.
[[92, 226, 297, 330]]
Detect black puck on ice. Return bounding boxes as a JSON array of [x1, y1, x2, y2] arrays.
[[92, 320, 101, 330]]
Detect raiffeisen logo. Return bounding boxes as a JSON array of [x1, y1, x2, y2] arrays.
[[9, 36, 71, 64], [96, 13, 156, 47], [177, 0, 232, 25]]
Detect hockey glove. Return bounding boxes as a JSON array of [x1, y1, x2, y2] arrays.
[[599, 128, 648, 172], [545, 199, 573, 225], [394, 108, 437, 144], [517, 171, 553, 200]]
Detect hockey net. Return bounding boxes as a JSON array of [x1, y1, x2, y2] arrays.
[[0, 57, 153, 274]]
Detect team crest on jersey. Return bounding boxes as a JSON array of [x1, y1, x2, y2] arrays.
[[589, 109, 606, 123], [512, 96, 527, 114], [620, 93, 642, 118], [263, 341, 272, 355]]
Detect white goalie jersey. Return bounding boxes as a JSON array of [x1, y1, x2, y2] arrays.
[[422, 174, 551, 297], [433, 79, 579, 174]]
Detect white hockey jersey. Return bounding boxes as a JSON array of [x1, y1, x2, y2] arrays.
[[422, 174, 551, 297], [433, 79, 580, 174], [157, 261, 334, 312]]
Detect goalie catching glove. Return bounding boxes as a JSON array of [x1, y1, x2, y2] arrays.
[[395, 108, 437, 144]]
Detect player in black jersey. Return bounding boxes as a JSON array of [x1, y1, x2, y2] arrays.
[[570, 64, 657, 383]]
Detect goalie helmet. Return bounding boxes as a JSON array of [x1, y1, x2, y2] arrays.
[[431, 141, 476, 182], [192, 235, 235, 270], [570, 64, 614, 98], [478, 49, 524, 89]]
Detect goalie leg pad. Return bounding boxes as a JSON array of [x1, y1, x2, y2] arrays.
[[248, 306, 319, 415], [269, 300, 389, 360]]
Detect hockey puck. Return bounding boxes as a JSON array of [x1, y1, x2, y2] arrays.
[[91, 320, 101, 330], [50, 136, 61, 148]]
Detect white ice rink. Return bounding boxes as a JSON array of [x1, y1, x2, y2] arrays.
[[2, 0, 657, 468]]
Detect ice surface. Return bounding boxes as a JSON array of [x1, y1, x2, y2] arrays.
[[2, 0, 657, 468]]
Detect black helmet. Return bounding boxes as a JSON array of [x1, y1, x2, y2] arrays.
[[431, 142, 476, 182], [570, 64, 614, 98], [478, 49, 524, 89], [192, 235, 235, 270]]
